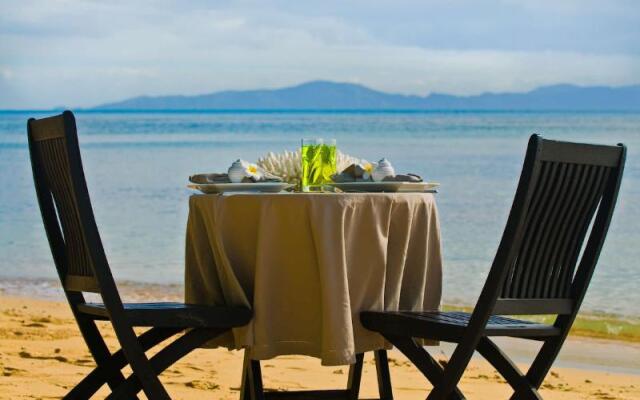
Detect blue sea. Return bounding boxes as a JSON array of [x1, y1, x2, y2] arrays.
[[1, 111, 638, 317]]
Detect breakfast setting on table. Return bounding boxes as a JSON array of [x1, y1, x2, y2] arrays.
[[187, 138, 440, 194]]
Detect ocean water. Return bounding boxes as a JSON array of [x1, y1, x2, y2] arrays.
[[1, 111, 638, 317]]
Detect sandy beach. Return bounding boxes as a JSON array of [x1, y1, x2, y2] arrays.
[[1, 294, 638, 399]]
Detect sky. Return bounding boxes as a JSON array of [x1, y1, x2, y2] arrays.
[[1, 0, 639, 109]]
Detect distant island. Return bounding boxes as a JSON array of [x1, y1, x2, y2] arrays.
[[93, 81, 640, 111]]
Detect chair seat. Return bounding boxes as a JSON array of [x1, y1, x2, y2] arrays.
[[77, 302, 252, 328], [361, 311, 561, 341]]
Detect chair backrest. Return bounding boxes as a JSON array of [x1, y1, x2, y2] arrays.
[[486, 134, 626, 316], [28, 111, 115, 294]]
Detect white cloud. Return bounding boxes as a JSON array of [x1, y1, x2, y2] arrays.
[[0, 0, 638, 108], [0, 67, 14, 80]]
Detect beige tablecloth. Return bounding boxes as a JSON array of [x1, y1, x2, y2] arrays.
[[185, 192, 442, 365]]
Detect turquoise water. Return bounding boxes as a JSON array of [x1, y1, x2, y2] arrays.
[[1, 111, 638, 316]]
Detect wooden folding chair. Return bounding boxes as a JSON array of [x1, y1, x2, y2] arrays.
[[27, 110, 252, 399], [361, 134, 626, 399]]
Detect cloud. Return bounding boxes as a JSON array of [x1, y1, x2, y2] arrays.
[[0, 67, 14, 80], [0, 0, 638, 108]]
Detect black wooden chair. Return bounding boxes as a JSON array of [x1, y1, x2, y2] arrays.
[[27, 110, 252, 399], [361, 134, 626, 400]]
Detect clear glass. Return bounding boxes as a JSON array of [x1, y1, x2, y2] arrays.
[[301, 138, 337, 192]]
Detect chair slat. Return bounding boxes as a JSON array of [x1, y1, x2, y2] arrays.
[[543, 164, 594, 298], [499, 138, 621, 304], [538, 163, 586, 298], [29, 115, 66, 141], [532, 163, 582, 298], [521, 162, 569, 298], [503, 161, 554, 298], [557, 167, 610, 297], [30, 122, 99, 292], [544, 164, 597, 298], [539, 140, 622, 167], [493, 298, 574, 315]]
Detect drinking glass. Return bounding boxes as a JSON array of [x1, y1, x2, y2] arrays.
[[301, 138, 337, 192]]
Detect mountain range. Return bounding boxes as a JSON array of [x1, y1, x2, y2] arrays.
[[94, 81, 640, 111]]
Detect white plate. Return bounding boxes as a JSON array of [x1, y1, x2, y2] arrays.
[[328, 182, 439, 193], [188, 182, 293, 194]]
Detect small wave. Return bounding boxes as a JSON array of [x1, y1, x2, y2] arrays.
[[0, 276, 183, 302]]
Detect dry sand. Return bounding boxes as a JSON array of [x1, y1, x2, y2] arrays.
[[1, 294, 638, 399]]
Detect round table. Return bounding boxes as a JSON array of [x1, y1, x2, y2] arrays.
[[185, 192, 442, 366]]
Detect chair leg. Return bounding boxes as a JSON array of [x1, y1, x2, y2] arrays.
[[65, 327, 181, 399], [64, 355, 132, 400], [110, 322, 177, 400], [506, 332, 571, 400], [383, 334, 466, 400], [524, 332, 569, 389], [374, 350, 393, 400], [427, 337, 480, 400], [477, 338, 543, 400], [73, 316, 132, 397], [105, 328, 225, 399]]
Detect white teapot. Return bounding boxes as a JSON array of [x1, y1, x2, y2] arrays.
[[372, 158, 395, 182], [228, 159, 247, 183]]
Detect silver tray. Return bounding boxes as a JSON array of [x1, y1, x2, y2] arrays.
[[188, 182, 293, 194], [328, 182, 439, 193]]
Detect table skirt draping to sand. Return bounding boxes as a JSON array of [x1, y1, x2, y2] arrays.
[[185, 192, 443, 365]]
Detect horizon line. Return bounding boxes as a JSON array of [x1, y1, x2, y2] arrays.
[[2, 108, 640, 114]]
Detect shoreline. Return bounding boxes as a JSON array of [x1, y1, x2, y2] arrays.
[[0, 293, 638, 399], [442, 304, 640, 344], [1, 289, 635, 375], [2, 276, 638, 344]]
